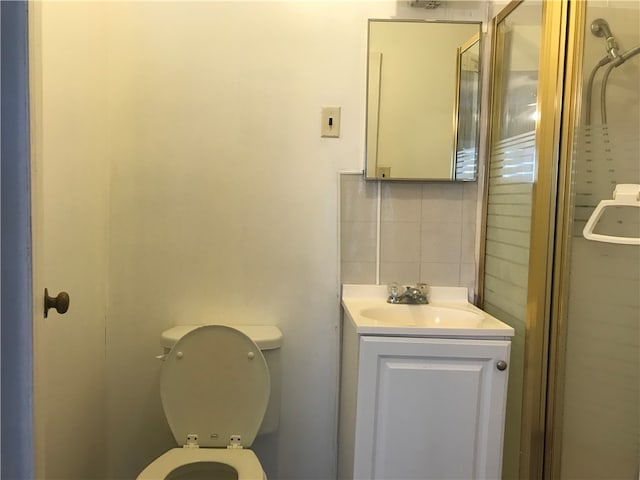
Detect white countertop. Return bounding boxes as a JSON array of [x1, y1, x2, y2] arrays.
[[342, 284, 515, 338]]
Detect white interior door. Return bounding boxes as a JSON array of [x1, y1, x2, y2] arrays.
[[30, 3, 109, 478]]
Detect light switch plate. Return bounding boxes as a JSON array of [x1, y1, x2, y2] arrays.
[[321, 106, 341, 138]]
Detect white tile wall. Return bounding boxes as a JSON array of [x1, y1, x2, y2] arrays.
[[340, 174, 378, 283], [340, 173, 478, 299]]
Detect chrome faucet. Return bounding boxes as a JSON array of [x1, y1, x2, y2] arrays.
[[387, 283, 429, 304]]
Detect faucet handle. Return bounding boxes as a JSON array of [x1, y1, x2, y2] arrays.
[[387, 282, 401, 303], [388, 282, 400, 297], [416, 283, 429, 302]]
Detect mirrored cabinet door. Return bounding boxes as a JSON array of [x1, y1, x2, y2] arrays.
[[365, 20, 481, 181]]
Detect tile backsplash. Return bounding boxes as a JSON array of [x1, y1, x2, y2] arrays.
[[340, 173, 478, 300]]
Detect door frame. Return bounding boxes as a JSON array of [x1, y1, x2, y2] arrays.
[[27, 1, 47, 476], [0, 1, 35, 478]]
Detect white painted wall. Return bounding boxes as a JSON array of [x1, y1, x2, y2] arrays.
[[104, 3, 485, 478], [104, 3, 372, 477]]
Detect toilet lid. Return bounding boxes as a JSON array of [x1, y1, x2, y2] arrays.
[[160, 325, 270, 448]]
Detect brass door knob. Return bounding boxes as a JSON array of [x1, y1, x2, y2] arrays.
[[44, 288, 70, 317]]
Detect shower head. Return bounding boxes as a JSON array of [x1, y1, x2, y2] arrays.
[[591, 18, 621, 63], [590, 18, 613, 39]]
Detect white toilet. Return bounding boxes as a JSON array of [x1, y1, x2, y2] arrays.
[[137, 324, 283, 480]]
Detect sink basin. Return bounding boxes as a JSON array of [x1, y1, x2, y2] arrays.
[[341, 284, 515, 337], [360, 304, 484, 328]]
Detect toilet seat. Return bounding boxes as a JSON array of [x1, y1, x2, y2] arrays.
[[160, 325, 270, 448], [137, 448, 265, 480]]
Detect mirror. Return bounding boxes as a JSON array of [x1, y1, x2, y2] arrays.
[[365, 20, 482, 181], [453, 32, 480, 181]]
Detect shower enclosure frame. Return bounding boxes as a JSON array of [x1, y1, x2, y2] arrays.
[[481, 0, 638, 477], [546, 0, 640, 476], [478, 0, 569, 478], [543, 1, 588, 477]]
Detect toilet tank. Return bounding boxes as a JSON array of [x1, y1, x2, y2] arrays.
[[159, 324, 283, 435]]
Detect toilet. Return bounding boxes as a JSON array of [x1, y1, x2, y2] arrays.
[[137, 324, 283, 480]]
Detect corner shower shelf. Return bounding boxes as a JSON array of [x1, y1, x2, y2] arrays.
[[583, 184, 640, 245]]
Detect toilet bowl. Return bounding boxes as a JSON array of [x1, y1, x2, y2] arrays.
[[137, 324, 282, 480]]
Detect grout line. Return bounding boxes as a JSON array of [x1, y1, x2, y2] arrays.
[[337, 170, 365, 289]]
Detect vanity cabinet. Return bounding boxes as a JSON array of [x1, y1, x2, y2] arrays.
[[338, 319, 511, 480]]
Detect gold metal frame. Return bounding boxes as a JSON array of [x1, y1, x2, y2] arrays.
[[477, 0, 523, 307], [545, 1, 587, 477], [520, 2, 569, 477], [451, 31, 481, 180], [476, 0, 518, 308], [478, 0, 569, 478]]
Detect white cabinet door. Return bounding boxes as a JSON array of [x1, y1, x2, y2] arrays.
[[353, 336, 510, 480]]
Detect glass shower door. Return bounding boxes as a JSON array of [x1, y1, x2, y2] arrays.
[[482, 0, 572, 476], [481, 2, 542, 478], [553, 1, 640, 477]]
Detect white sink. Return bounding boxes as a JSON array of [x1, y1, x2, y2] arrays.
[[360, 304, 484, 327], [342, 284, 514, 337]]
